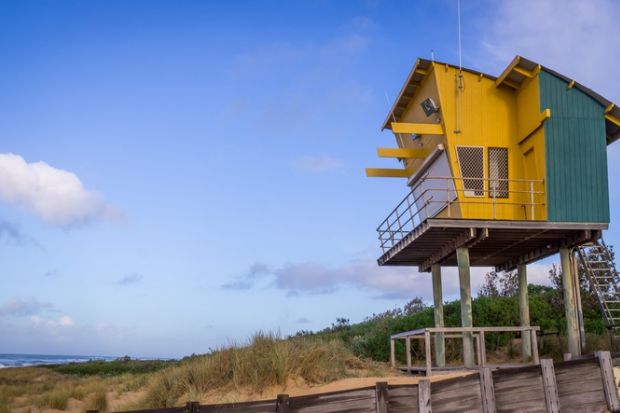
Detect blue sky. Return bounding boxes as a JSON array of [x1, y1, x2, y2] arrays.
[[1, 0, 619, 358]]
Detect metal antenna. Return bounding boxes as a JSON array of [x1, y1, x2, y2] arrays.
[[454, 0, 464, 134], [457, 0, 462, 71], [431, 49, 435, 62]]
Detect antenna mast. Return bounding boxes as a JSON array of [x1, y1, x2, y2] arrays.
[[454, 0, 464, 134]]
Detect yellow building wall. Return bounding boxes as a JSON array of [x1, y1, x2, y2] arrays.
[[433, 64, 525, 220], [390, 63, 547, 221], [515, 76, 547, 220]]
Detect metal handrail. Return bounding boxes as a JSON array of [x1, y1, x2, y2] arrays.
[[377, 176, 546, 252]]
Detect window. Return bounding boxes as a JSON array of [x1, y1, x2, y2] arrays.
[[488, 147, 509, 198], [456, 146, 484, 196]]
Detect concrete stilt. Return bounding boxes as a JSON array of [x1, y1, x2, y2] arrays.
[[518, 264, 532, 361], [432, 264, 445, 367], [560, 247, 581, 357], [457, 247, 474, 368]]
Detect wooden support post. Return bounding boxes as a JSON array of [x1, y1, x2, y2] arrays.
[[425, 330, 432, 377], [390, 339, 395, 368], [531, 328, 539, 365], [479, 330, 487, 368], [596, 351, 620, 412], [479, 367, 496, 413], [560, 247, 581, 357], [540, 359, 560, 413], [457, 247, 474, 368], [406, 337, 412, 371], [276, 394, 290, 413], [375, 381, 389, 413], [571, 250, 586, 352], [184, 402, 200, 413], [432, 264, 446, 367], [418, 379, 431, 413], [518, 264, 531, 361]]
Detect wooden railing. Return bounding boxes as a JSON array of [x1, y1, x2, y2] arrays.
[[90, 352, 620, 413], [390, 326, 541, 376]]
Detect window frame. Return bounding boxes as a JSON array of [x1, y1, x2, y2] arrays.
[[487, 147, 509, 199], [455, 145, 486, 198]]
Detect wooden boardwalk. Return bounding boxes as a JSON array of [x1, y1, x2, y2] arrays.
[[98, 352, 620, 413]]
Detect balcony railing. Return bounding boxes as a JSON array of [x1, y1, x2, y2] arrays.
[[377, 176, 545, 253]]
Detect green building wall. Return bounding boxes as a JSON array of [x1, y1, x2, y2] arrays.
[[539, 71, 610, 223]]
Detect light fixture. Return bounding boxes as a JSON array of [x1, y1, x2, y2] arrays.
[[421, 97, 439, 117]]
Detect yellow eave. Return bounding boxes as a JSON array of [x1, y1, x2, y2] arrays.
[[391, 122, 444, 135], [365, 168, 410, 178], [377, 148, 430, 159], [495, 56, 521, 88]]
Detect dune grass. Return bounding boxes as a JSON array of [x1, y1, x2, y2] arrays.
[[136, 332, 375, 408], [0, 333, 384, 411], [0, 362, 148, 412]]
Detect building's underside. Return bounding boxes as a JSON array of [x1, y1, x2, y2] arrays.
[[377, 219, 607, 272]]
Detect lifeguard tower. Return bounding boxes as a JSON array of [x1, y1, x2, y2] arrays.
[[366, 56, 620, 368]]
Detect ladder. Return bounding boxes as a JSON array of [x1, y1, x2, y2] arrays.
[[576, 241, 620, 345]]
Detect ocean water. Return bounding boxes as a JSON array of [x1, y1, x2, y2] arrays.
[[0, 353, 115, 368]]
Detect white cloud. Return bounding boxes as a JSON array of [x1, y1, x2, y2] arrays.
[[0, 298, 54, 317], [222, 263, 271, 290], [30, 315, 75, 328], [481, 0, 620, 101], [292, 155, 343, 172], [0, 153, 119, 227], [0, 297, 74, 329], [226, 257, 555, 300], [115, 273, 144, 286]]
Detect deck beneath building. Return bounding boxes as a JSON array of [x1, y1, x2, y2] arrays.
[[378, 219, 607, 271]]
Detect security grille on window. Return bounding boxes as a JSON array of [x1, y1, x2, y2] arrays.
[[488, 147, 509, 198], [456, 146, 484, 196]]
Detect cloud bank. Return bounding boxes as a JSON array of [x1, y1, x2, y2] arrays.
[[115, 273, 144, 286], [0, 298, 54, 317], [481, 0, 620, 100], [0, 153, 119, 227], [224, 258, 554, 300]]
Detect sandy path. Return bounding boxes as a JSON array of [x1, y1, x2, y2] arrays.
[[199, 371, 472, 404]]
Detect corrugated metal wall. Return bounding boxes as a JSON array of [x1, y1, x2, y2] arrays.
[[540, 71, 609, 223]]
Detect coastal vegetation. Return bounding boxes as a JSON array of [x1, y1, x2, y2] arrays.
[[0, 334, 384, 412], [0, 268, 614, 412]]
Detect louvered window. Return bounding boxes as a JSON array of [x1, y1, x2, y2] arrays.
[[456, 146, 484, 197], [488, 147, 509, 198]]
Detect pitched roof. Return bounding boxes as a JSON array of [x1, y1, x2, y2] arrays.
[[382, 55, 620, 144]]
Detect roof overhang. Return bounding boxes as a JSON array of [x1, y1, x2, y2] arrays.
[[381, 59, 495, 131], [495, 56, 620, 145], [383, 55, 620, 144]]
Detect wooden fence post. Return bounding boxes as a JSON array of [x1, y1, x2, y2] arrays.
[[425, 330, 432, 376], [276, 394, 290, 413], [185, 401, 200, 413], [479, 367, 496, 413], [531, 328, 539, 365], [540, 359, 560, 413], [406, 337, 412, 371], [390, 339, 396, 368], [418, 379, 431, 413], [596, 351, 620, 412], [375, 381, 389, 413]]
